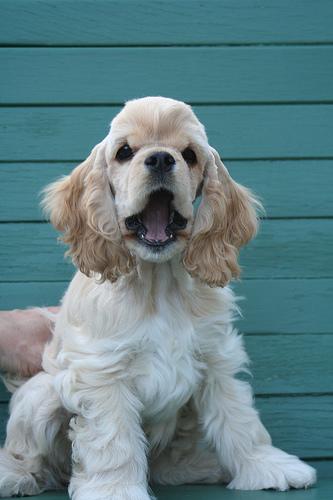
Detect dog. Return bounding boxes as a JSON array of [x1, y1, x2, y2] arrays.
[[0, 97, 316, 499]]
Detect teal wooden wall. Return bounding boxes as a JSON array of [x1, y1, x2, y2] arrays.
[[0, 0, 332, 480]]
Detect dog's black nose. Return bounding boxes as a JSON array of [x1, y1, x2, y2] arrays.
[[144, 152, 175, 173]]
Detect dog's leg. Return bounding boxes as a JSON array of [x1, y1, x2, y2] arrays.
[[150, 402, 229, 485], [195, 328, 316, 491], [58, 371, 151, 500], [0, 372, 70, 497]]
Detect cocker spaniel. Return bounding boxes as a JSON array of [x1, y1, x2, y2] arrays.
[[0, 97, 316, 499]]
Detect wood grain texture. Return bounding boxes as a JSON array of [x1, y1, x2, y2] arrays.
[[0, 481, 331, 500], [1, 46, 333, 104], [1, 160, 333, 221], [256, 396, 333, 458], [1, 105, 333, 161], [0, 279, 332, 335], [1, 0, 332, 46], [0, 223, 73, 282], [236, 279, 333, 335], [230, 160, 333, 218], [241, 219, 333, 279], [309, 461, 333, 479], [0, 163, 72, 221], [0, 396, 331, 458], [246, 334, 333, 395], [1, 219, 332, 281], [0, 281, 67, 310], [155, 480, 333, 499]]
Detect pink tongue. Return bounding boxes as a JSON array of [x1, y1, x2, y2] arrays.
[[142, 191, 171, 242]]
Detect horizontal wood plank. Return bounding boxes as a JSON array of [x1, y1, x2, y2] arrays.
[[0, 223, 73, 282], [1, 160, 333, 221], [246, 334, 333, 395], [0, 282, 67, 311], [0, 396, 331, 458], [1, 0, 332, 46], [237, 279, 333, 335], [240, 219, 333, 279], [257, 396, 333, 458], [230, 160, 333, 218], [155, 479, 333, 498], [0, 481, 331, 499], [0, 333, 331, 402], [308, 461, 333, 479], [0, 163, 72, 221], [1, 46, 333, 104], [1, 105, 333, 161], [156, 479, 333, 498], [1, 220, 331, 281], [0, 280, 332, 335]]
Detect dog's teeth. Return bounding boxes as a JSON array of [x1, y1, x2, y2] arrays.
[[140, 233, 145, 240], [169, 234, 174, 239]]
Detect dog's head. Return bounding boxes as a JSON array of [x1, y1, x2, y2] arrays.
[[42, 96, 260, 287]]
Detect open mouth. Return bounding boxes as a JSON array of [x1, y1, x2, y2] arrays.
[[125, 189, 187, 248]]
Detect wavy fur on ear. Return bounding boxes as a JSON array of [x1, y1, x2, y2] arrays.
[[42, 142, 134, 282], [183, 148, 261, 287]]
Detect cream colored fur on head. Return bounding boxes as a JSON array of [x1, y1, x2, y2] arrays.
[[0, 97, 316, 500], [42, 96, 259, 287]]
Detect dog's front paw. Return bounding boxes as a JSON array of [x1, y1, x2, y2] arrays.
[[0, 449, 41, 498], [70, 483, 153, 500], [227, 445, 316, 491]]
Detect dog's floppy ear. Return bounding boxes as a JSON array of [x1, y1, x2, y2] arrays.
[[183, 147, 261, 287], [42, 140, 134, 282]]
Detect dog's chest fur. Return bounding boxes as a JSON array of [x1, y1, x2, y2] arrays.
[[48, 263, 234, 425], [120, 262, 229, 422], [131, 312, 203, 421]]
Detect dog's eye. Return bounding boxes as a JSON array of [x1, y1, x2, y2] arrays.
[[116, 144, 134, 162], [182, 148, 197, 166]]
